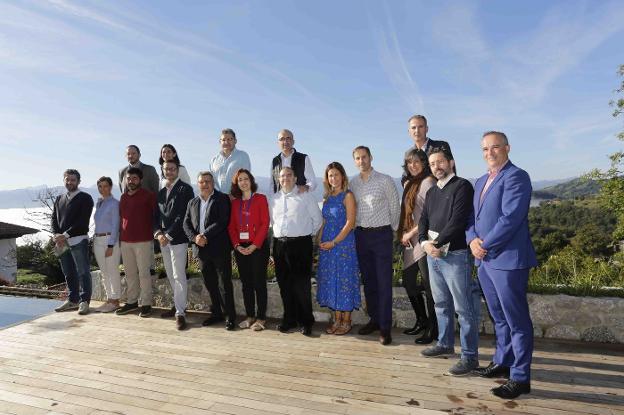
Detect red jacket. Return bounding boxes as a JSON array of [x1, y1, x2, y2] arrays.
[[120, 188, 156, 243], [228, 193, 269, 247]]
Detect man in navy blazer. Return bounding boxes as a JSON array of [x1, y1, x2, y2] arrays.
[[154, 160, 194, 330], [466, 131, 537, 399], [183, 171, 237, 330]]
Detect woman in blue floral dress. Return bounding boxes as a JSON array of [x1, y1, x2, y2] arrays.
[[317, 162, 361, 335]]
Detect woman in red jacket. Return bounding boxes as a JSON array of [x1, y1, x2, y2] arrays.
[[228, 169, 270, 331]]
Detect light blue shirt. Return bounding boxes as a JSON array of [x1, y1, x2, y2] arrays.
[[209, 148, 251, 194], [94, 196, 120, 246]]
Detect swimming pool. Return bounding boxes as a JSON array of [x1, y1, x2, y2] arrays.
[[0, 295, 64, 329]]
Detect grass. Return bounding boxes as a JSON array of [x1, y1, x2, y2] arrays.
[[16, 269, 47, 286]]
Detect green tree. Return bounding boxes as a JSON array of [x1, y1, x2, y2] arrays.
[[588, 65, 624, 240]]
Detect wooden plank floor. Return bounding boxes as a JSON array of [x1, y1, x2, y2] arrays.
[[1, 308, 623, 415]]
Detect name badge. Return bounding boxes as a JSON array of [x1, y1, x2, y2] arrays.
[[239, 232, 250, 240]]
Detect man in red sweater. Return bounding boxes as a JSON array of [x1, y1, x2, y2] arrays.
[[117, 167, 157, 317]]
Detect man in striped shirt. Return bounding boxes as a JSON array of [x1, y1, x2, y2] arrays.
[[349, 146, 400, 345]]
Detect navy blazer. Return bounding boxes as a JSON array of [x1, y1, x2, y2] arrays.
[[183, 190, 231, 259], [466, 161, 537, 270], [154, 180, 195, 245]]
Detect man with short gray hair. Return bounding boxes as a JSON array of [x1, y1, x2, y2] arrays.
[[184, 171, 237, 330], [467, 131, 536, 399]]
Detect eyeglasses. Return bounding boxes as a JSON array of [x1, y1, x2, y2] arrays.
[[278, 137, 293, 142]]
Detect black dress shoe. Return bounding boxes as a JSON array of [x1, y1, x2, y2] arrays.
[[415, 326, 437, 344], [202, 315, 225, 326], [357, 320, 380, 335], [403, 319, 427, 336], [277, 322, 297, 333], [300, 325, 312, 336], [379, 330, 392, 345], [225, 320, 236, 331], [491, 380, 531, 399], [161, 306, 176, 318], [474, 362, 510, 378]]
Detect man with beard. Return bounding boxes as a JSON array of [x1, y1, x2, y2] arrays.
[[119, 144, 159, 194], [117, 167, 157, 318], [154, 160, 195, 330], [418, 147, 481, 376], [52, 169, 94, 314]]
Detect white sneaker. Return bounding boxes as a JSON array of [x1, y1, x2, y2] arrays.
[[78, 301, 90, 315]]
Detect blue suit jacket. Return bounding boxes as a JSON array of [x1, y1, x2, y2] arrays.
[[466, 161, 537, 270]]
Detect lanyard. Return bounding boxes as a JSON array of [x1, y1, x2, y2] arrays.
[[238, 193, 254, 230]]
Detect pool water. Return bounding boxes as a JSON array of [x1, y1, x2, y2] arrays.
[[0, 295, 64, 329]]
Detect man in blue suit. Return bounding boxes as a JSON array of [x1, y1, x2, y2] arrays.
[[466, 131, 537, 399]]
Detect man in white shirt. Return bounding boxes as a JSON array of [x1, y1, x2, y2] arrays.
[[270, 129, 317, 193], [349, 146, 400, 345], [209, 128, 251, 194], [269, 167, 322, 336]]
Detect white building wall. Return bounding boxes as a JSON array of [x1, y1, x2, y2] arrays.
[[0, 238, 17, 283]]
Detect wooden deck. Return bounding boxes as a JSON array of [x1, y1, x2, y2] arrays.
[[0, 308, 623, 415]]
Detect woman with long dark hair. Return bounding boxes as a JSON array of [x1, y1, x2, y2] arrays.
[[398, 149, 438, 344], [228, 169, 270, 331], [158, 144, 191, 187], [316, 162, 360, 335]]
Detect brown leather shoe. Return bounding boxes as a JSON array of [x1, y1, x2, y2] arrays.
[[334, 320, 352, 336], [176, 315, 187, 330]]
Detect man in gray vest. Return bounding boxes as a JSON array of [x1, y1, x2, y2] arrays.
[[270, 129, 317, 194]]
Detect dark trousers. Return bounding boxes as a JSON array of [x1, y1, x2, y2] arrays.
[[58, 239, 92, 303], [234, 241, 269, 320], [198, 250, 236, 321], [478, 263, 533, 383], [355, 226, 393, 331], [403, 256, 437, 330], [272, 235, 314, 327]]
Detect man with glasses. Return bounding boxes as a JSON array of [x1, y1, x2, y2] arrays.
[[209, 128, 251, 194], [270, 129, 317, 194]]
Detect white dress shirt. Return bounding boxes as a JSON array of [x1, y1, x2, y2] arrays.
[[349, 169, 400, 231], [199, 191, 214, 234], [270, 188, 322, 238]]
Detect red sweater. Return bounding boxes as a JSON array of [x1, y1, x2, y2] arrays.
[[228, 193, 270, 247], [120, 188, 156, 242]]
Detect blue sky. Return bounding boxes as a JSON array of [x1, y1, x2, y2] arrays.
[[1, 0, 623, 190]]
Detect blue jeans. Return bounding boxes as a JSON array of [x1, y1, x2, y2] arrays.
[[427, 249, 481, 360], [59, 239, 92, 303]]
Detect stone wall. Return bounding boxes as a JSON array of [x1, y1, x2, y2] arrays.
[[90, 271, 624, 343]]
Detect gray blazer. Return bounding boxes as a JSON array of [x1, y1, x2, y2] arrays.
[[119, 162, 160, 195]]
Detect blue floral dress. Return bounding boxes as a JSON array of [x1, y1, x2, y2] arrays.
[[316, 191, 361, 311]]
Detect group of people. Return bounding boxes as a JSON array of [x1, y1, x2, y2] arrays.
[[50, 116, 537, 399]]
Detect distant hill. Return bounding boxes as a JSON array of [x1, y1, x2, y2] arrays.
[[532, 177, 601, 200], [0, 177, 594, 209]]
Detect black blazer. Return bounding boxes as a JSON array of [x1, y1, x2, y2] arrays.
[[183, 190, 231, 259], [154, 180, 195, 245]]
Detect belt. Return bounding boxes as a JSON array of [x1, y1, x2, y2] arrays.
[[95, 232, 111, 237], [275, 235, 310, 242], [355, 225, 391, 232]]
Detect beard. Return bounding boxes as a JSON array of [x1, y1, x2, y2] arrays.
[[433, 169, 449, 180]]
